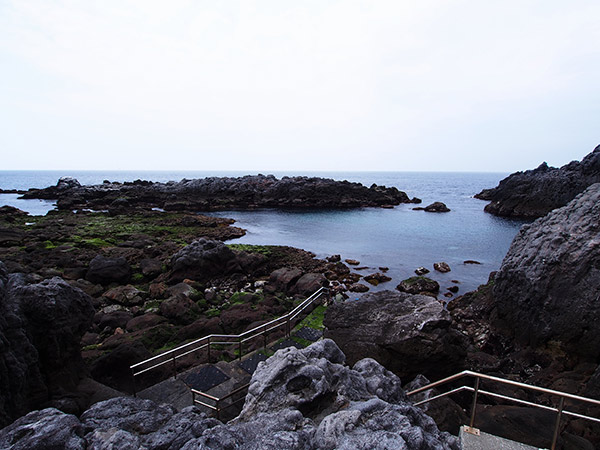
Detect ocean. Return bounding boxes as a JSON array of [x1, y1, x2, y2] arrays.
[[0, 170, 526, 295]]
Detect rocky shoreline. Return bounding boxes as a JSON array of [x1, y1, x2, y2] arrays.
[[20, 174, 421, 212], [1, 174, 600, 448], [476, 144, 600, 218]]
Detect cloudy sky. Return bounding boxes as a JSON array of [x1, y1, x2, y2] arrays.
[[1, 0, 599, 172]]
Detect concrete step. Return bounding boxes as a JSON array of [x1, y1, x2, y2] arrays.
[[460, 426, 547, 450]]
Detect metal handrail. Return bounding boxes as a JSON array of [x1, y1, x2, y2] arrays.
[[191, 383, 251, 420], [130, 287, 329, 394], [406, 369, 600, 450]]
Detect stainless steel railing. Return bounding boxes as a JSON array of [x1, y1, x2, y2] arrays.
[[130, 287, 329, 395], [191, 383, 250, 420], [406, 370, 600, 450]]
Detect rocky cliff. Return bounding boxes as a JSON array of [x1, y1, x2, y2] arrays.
[[22, 174, 420, 212], [475, 145, 600, 218], [0, 339, 459, 449], [0, 263, 95, 427], [492, 183, 600, 360]]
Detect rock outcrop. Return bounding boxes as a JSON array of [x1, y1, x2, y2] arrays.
[[476, 145, 600, 218], [413, 201, 451, 212], [492, 183, 600, 360], [324, 290, 467, 381], [22, 175, 420, 212], [0, 263, 95, 427], [0, 340, 459, 449]]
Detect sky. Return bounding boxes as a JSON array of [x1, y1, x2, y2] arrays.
[[1, 0, 599, 172]]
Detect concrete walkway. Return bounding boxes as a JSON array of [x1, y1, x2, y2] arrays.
[[460, 426, 547, 450]]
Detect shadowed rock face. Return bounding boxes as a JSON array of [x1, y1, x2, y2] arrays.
[[22, 174, 420, 212], [0, 340, 459, 450], [492, 183, 600, 360], [476, 145, 600, 218], [0, 264, 95, 427], [323, 290, 468, 382]]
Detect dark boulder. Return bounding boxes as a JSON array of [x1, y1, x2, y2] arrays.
[[268, 267, 303, 292], [0, 267, 94, 427], [139, 258, 163, 278], [493, 183, 600, 361], [86, 255, 131, 285], [433, 262, 451, 273], [324, 290, 467, 381], [363, 272, 392, 285], [169, 238, 240, 283], [413, 202, 451, 212], [397, 276, 440, 295], [159, 294, 201, 325], [291, 272, 328, 296]]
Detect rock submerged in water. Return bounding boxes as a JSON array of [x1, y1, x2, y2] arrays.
[[0, 340, 459, 450], [397, 276, 440, 295], [413, 201, 451, 212], [433, 262, 451, 273]]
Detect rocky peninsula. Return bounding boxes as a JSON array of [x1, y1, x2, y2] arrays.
[[20, 174, 421, 212], [476, 144, 600, 218]]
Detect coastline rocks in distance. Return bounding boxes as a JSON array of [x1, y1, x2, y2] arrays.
[[22, 175, 420, 212], [493, 183, 600, 361], [0, 264, 95, 427], [0, 340, 459, 449], [413, 201, 451, 212], [475, 144, 600, 218], [324, 291, 467, 382], [397, 276, 440, 295]]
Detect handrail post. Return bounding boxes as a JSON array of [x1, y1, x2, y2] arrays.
[[131, 370, 137, 398], [238, 339, 242, 361], [263, 326, 267, 350], [216, 400, 221, 421], [469, 377, 480, 428], [207, 336, 211, 363], [172, 354, 177, 379], [286, 315, 290, 337], [551, 397, 565, 450]]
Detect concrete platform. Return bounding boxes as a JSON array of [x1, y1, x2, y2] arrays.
[[460, 426, 547, 450]]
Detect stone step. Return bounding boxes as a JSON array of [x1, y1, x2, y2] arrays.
[[460, 426, 547, 450]]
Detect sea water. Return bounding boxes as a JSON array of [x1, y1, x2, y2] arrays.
[[0, 170, 526, 295]]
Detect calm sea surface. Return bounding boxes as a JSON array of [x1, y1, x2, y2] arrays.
[[0, 170, 526, 295]]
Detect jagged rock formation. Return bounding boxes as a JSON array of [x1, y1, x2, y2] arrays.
[[323, 290, 467, 381], [492, 183, 600, 360], [0, 262, 95, 427], [22, 175, 420, 212], [0, 340, 459, 449], [475, 145, 600, 218]]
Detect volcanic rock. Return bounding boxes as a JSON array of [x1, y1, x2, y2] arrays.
[[23, 175, 419, 212], [169, 238, 241, 283], [434, 261, 451, 273], [348, 282, 370, 293], [86, 255, 131, 285], [413, 202, 451, 212], [493, 183, 600, 360], [0, 340, 459, 449], [324, 290, 467, 381], [363, 272, 392, 285], [415, 266, 430, 275], [476, 145, 600, 218], [397, 276, 440, 295], [0, 266, 95, 427]]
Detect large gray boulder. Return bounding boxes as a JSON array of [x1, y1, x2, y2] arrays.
[[324, 290, 468, 381], [0, 265, 95, 427], [493, 183, 600, 360], [0, 340, 459, 449], [476, 145, 600, 218], [169, 238, 241, 282]]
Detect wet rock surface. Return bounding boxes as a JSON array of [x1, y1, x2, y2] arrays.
[[476, 145, 600, 218], [0, 340, 459, 450], [23, 175, 419, 212]]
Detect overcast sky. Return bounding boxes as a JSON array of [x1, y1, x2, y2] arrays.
[[1, 0, 599, 172]]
